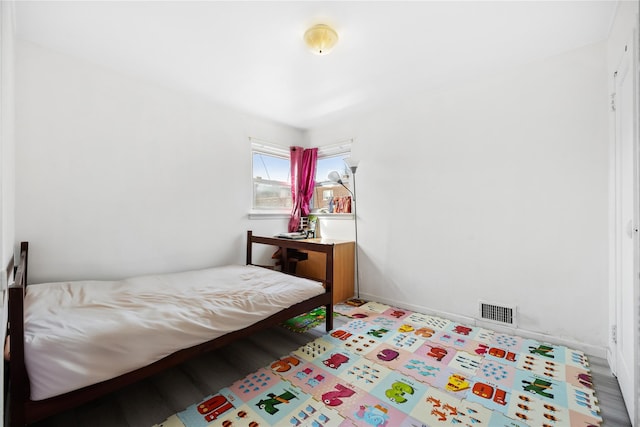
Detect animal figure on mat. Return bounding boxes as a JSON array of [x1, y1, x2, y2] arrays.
[[256, 390, 297, 415], [355, 404, 390, 427], [424, 344, 448, 361], [377, 348, 400, 362], [529, 344, 555, 358], [367, 328, 389, 338], [522, 379, 554, 399], [322, 383, 356, 406], [385, 381, 415, 403], [323, 353, 350, 369]]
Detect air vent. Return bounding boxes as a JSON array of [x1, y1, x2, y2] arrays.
[[479, 301, 516, 326]]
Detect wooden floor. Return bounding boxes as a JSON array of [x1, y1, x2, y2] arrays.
[[589, 355, 634, 426], [24, 317, 633, 427]]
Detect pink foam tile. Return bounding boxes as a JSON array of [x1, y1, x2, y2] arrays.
[[345, 311, 375, 320], [435, 333, 494, 356], [442, 322, 484, 340], [364, 345, 414, 371], [430, 330, 494, 357], [380, 307, 412, 321], [313, 348, 361, 376], [312, 379, 365, 416], [340, 304, 391, 321], [569, 409, 603, 427], [286, 361, 339, 395], [431, 329, 468, 348], [564, 365, 596, 391], [414, 340, 457, 367]]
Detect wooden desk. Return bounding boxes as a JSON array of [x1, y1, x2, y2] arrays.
[[294, 238, 355, 304]]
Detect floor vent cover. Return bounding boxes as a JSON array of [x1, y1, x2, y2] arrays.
[[479, 301, 516, 326]]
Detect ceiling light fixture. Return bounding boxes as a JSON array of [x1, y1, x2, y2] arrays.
[[304, 24, 338, 55]]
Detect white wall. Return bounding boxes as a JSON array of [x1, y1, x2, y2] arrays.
[[16, 41, 297, 283], [1, 1, 15, 268], [0, 2, 15, 423], [15, 34, 611, 354], [308, 41, 609, 354]]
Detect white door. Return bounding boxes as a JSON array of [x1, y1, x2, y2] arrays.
[[612, 35, 639, 426]]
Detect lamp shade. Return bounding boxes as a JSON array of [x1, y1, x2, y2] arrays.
[[328, 170, 342, 184], [344, 158, 359, 174], [304, 24, 339, 55]]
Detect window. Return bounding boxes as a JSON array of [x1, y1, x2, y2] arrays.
[[313, 142, 352, 213], [250, 139, 352, 214], [252, 142, 291, 211]]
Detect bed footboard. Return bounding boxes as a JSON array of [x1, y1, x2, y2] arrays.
[[246, 230, 335, 332]]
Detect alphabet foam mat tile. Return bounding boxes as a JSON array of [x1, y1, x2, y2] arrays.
[[153, 303, 602, 427]]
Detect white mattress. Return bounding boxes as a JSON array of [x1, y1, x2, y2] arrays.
[[24, 264, 324, 401]]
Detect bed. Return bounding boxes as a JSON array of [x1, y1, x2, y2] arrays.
[[7, 231, 335, 426]]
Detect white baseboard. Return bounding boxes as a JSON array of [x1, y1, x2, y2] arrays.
[[358, 292, 607, 359]]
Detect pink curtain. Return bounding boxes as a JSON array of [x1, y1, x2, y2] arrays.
[[288, 146, 318, 232]]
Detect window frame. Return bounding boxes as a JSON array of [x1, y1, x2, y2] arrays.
[[250, 140, 292, 216], [248, 139, 353, 219], [313, 142, 353, 215]]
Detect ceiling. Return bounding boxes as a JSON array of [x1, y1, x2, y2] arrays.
[[15, 1, 618, 130]]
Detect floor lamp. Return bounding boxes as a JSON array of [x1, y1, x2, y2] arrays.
[[328, 159, 360, 298]]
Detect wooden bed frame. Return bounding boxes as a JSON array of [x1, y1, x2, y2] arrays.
[[7, 231, 335, 426]]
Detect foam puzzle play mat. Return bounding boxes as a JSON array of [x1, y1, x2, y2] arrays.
[[154, 301, 602, 427]]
